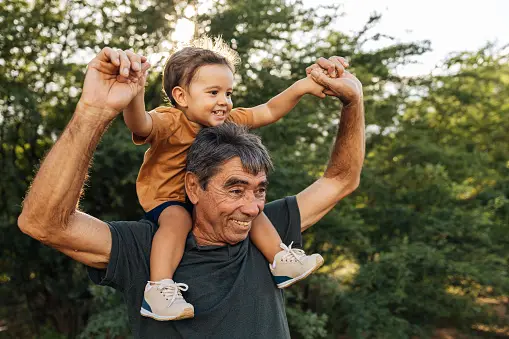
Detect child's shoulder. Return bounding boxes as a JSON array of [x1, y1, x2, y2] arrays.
[[147, 106, 186, 131], [151, 105, 182, 115]]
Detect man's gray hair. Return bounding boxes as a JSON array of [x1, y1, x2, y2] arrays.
[[186, 123, 273, 189]]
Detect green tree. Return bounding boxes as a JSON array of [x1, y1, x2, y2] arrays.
[[337, 45, 509, 338]]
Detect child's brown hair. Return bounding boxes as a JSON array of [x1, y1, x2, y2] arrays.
[[162, 36, 240, 106]]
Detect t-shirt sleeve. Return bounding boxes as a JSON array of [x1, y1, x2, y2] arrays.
[[132, 107, 178, 145], [263, 196, 302, 247], [87, 220, 155, 292], [227, 107, 255, 128]]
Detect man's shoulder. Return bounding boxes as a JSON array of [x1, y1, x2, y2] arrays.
[[108, 218, 157, 232], [265, 196, 298, 214], [107, 219, 158, 246], [264, 196, 301, 244]]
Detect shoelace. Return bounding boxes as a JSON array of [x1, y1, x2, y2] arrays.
[[149, 280, 189, 307], [280, 241, 306, 264]]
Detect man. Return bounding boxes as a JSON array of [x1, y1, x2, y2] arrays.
[[18, 48, 364, 338]]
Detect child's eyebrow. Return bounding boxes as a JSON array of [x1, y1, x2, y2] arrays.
[[204, 85, 233, 91]]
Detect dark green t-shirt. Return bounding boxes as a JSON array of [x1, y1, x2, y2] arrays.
[[88, 196, 302, 339]]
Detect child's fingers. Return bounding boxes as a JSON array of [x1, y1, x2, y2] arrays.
[[327, 56, 347, 78], [306, 64, 321, 76], [316, 57, 336, 77], [323, 89, 336, 96], [310, 69, 333, 87]]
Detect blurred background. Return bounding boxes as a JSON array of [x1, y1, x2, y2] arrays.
[[1, 0, 509, 338]]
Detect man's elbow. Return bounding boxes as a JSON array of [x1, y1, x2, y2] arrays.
[[325, 170, 361, 199], [342, 175, 361, 197], [18, 212, 53, 244]]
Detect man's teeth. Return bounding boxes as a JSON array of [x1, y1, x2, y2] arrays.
[[232, 219, 250, 226], [212, 111, 225, 116]]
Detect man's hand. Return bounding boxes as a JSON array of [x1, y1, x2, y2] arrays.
[[306, 56, 363, 105], [80, 47, 151, 122], [296, 77, 327, 99]]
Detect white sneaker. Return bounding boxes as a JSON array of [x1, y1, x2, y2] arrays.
[[269, 242, 324, 289], [140, 279, 194, 321]]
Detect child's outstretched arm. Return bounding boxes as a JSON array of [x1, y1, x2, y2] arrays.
[[250, 77, 325, 128], [123, 67, 152, 137]]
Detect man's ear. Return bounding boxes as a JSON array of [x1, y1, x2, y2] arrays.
[[185, 172, 201, 204], [172, 86, 188, 108]]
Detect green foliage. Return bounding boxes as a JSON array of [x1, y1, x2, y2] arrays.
[[287, 306, 329, 339], [2, 0, 508, 338]]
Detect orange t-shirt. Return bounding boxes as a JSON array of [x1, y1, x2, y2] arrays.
[[134, 106, 255, 212]]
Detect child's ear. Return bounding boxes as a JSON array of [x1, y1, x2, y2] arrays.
[[172, 86, 188, 108], [185, 172, 200, 205]]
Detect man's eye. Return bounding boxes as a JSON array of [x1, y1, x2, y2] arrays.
[[256, 188, 267, 196], [230, 189, 243, 195]]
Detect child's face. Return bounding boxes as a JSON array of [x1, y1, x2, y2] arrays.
[[185, 64, 234, 127]]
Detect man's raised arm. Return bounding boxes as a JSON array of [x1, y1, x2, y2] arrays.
[[297, 56, 365, 231], [17, 48, 150, 268]]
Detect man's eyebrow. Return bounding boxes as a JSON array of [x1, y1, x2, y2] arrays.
[[223, 178, 268, 188], [224, 178, 249, 188], [259, 180, 269, 188]]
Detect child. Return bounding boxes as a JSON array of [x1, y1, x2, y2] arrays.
[[124, 37, 326, 321]]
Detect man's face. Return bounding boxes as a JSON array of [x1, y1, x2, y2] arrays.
[[193, 157, 267, 245]]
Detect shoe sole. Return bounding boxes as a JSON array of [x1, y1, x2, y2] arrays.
[[276, 256, 324, 289], [140, 307, 194, 321]]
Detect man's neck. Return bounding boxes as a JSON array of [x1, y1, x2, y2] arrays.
[[192, 225, 226, 247]]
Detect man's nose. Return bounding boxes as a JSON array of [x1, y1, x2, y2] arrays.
[[240, 193, 262, 217]]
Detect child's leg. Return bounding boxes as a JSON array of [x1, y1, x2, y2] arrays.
[[249, 212, 283, 264], [150, 205, 192, 281], [250, 212, 324, 289], [141, 205, 194, 321]]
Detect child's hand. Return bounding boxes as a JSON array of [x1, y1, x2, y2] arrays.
[[306, 56, 349, 96], [124, 61, 149, 111], [298, 77, 327, 99], [308, 57, 363, 106]]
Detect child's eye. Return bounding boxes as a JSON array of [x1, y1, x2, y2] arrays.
[[226, 92, 233, 97], [210, 91, 218, 95]]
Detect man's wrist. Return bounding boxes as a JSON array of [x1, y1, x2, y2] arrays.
[[343, 96, 363, 109], [75, 101, 117, 127]]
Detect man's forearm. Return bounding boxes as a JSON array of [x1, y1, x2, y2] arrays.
[[324, 99, 365, 186], [18, 102, 111, 241]]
